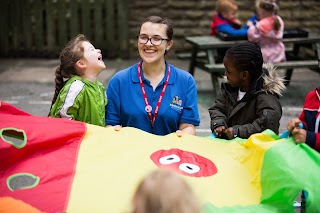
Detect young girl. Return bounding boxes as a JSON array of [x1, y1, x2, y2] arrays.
[[49, 34, 108, 127], [130, 169, 200, 213], [209, 42, 286, 139], [247, 0, 286, 63]]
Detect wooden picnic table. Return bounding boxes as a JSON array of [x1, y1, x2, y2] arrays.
[[185, 35, 320, 96]]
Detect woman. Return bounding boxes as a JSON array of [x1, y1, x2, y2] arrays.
[[106, 16, 200, 136]]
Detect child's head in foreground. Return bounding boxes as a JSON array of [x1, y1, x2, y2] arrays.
[[130, 169, 200, 213]]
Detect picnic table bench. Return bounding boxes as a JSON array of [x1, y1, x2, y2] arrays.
[[182, 35, 320, 96]]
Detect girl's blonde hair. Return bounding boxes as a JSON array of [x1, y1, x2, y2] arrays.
[[131, 169, 200, 213]]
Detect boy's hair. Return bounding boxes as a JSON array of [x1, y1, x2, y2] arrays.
[[139, 16, 173, 41], [49, 34, 88, 110], [216, 0, 238, 15], [259, 0, 280, 31], [131, 169, 200, 213], [225, 42, 263, 81]]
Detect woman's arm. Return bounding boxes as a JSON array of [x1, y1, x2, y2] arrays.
[[178, 123, 196, 135]]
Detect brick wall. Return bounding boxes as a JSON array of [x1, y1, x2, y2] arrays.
[[127, 0, 320, 57]]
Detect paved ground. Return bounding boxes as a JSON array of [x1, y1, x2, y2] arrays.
[[0, 57, 319, 138]]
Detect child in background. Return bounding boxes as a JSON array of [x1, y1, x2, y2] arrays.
[[49, 34, 108, 127], [130, 169, 200, 213], [247, 0, 286, 63], [209, 42, 285, 139], [286, 87, 320, 152], [247, 0, 261, 27], [210, 0, 248, 36]]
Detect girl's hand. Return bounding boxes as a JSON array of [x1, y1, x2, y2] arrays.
[[224, 127, 234, 139], [214, 126, 226, 137]]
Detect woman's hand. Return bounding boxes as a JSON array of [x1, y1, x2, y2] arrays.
[[177, 123, 196, 137], [106, 125, 122, 131]]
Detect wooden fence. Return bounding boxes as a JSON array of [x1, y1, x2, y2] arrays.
[[0, 0, 129, 58]]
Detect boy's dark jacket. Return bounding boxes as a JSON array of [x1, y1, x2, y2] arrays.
[[209, 63, 286, 139]]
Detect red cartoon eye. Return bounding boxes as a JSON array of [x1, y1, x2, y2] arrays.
[[159, 154, 181, 165], [179, 163, 200, 174], [150, 149, 217, 177]]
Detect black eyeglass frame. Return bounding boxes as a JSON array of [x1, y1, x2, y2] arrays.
[[137, 35, 169, 46]]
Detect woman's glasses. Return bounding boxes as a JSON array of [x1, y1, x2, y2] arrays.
[[137, 35, 169, 46]]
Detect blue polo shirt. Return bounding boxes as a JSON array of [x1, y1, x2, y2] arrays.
[[105, 61, 200, 135]]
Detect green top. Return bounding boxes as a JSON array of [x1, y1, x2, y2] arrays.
[[50, 76, 107, 127]]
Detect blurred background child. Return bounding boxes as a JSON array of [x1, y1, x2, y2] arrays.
[[210, 0, 248, 36], [247, 0, 285, 63]]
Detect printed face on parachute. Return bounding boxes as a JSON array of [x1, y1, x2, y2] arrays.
[[150, 148, 218, 177]]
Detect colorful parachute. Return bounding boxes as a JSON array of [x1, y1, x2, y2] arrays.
[[1, 101, 320, 213]]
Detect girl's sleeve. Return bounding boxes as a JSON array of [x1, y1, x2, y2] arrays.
[[247, 24, 261, 43], [50, 81, 84, 120], [235, 93, 282, 138], [208, 91, 228, 131]]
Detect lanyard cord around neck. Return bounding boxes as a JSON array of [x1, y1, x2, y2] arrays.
[[137, 61, 170, 127]]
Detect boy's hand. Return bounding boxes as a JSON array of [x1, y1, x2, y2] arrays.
[[292, 128, 307, 144], [287, 118, 301, 132], [233, 18, 241, 25], [247, 20, 254, 27]]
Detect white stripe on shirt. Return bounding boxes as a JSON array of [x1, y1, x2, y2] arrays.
[[59, 80, 85, 119]]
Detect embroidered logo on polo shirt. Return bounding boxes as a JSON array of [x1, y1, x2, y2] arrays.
[[170, 96, 183, 112]]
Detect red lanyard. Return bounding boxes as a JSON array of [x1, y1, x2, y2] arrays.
[[137, 61, 170, 127]]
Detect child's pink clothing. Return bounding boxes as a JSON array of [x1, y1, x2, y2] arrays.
[[247, 16, 286, 63]]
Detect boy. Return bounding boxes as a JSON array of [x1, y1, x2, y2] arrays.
[[210, 0, 248, 36]]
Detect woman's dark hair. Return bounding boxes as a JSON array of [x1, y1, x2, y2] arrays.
[[139, 16, 173, 41], [225, 42, 263, 81], [49, 34, 88, 113]]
